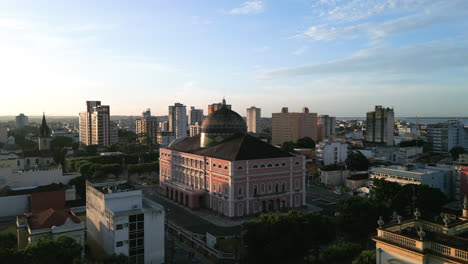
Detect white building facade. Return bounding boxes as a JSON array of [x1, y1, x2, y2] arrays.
[[168, 103, 188, 138], [86, 180, 165, 264], [316, 141, 349, 166], [246, 106, 261, 133]]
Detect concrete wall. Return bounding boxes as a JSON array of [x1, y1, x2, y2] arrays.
[[320, 170, 350, 186], [0, 194, 29, 217], [0, 168, 80, 189]]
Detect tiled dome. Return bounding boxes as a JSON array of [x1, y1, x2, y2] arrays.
[[201, 106, 247, 134]]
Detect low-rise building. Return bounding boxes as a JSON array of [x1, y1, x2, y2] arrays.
[[156, 132, 175, 149], [17, 209, 85, 253], [373, 204, 468, 264], [316, 141, 349, 166], [370, 164, 453, 196], [86, 180, 165, 264]]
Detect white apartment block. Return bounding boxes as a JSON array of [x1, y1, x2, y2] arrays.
[[86, 180, 165, 264], [316, 141, 349, 166], [168, 103, 187, 138], [246, 106, 261, 133]]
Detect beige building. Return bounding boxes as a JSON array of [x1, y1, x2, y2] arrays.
[[272, 107, 318, 146], [373, 202, 468, 264], [246, 106, 261, 133], [208, 99, 231, 115], [79, 101, 117, 146], [136, 109, 158, 144]]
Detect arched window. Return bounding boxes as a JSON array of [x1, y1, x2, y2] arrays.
[[260, 184, 265, 193], [26, 159, 30, 165], [238, 186, 243, 196], [260, 164, 266, 168], [213, 183, 216, 192], [35, 159, 39, 164], [274, 163, 280, 167], [275, 182, 279, 193], [281, 162, 286, 167], [253, 185, 258, 196], [253, 165, 258, 169], [213, 163, 216, 167], [268, 183, 272, 193], [218, 165, 222, 168], [224, 185, 228, 195], [295, 161, 300, 165], [237, 166, 243, 170], [224, 166, 228, 170], [267, 164, 272, 168], [282, 182, 286, 192]]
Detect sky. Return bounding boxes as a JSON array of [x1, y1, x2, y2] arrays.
[[0, 0, 467, 117]]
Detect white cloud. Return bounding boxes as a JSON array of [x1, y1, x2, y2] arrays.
[[260, 38, 468, 79], [254, 45, 270, 53], [229, 0, 264, 15], [300, 0, 468, 41], [0, 18, 29, 30], [292, 45, 308, 55]]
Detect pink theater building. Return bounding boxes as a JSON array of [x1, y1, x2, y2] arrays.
[[159, 101, 306, 218]]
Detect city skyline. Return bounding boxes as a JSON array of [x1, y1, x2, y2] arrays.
[[1, 0, 467, 116]]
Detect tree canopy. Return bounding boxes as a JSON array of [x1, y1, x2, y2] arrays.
[[243, 211, 335, 264], [352, 250, 376, 264], [345, 152, 369, 171], [450, 146, 466, 161], [305, 242, 362, 264]]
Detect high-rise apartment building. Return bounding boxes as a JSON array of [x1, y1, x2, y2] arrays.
[[15, 113, 29, 129], [272, 107, 318, 146], [168, 103, 187, 138], [246, 106, 261, 133], [86, 180, 165, 264], [79, 101, 117, 146], [366, 105, 395, 146], [317, 115, 336, 141], [208, 99, 231, 115], [188, 107, 204, 126], [427, 120, 467, 153], [136, 109, 158, 144], [189, 122, 202, 137]]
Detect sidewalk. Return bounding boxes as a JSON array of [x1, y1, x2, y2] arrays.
[[143, 187, 245, 228]]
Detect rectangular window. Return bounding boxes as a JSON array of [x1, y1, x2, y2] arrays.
[[295, 195, 300, 206], [253, 202, 258, 213], [116, 241, 123, 247], [116, 224, 123, 230]]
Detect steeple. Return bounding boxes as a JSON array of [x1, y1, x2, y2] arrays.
[[39, 112, 50, 138]]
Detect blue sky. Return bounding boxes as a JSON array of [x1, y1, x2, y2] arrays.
[[0, 0, 467, 117]]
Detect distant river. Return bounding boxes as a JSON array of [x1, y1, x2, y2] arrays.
[[337, 117, 468, 125]]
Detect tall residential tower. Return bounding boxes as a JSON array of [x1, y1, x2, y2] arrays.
[[365, 105, 395, 146], [79, 101, 117, 146], [168, 103, 187, 138], [272, 107, 318, 146], [246, 106, 261, 133]]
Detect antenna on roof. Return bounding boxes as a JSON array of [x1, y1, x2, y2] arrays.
[[222, 97, 226, 105]]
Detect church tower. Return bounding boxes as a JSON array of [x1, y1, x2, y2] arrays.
[[38, 113, 51, 151]]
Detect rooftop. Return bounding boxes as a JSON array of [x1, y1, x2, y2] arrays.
[[27, 208, 81, 230], [167, 133, 294, 161]]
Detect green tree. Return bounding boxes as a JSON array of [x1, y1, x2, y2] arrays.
[[68, 176, 85, 199], [450, 146, 466, 161], [0, 233, 16, 249], [280, 141, 297, 152], [345, 152, 369, 171], [371, 178, 401, 206], [50, 136, 74, 150], [23, 235, 81, 264], [336, 196, 390, 240], [243, 211, 335, 264], [305, 242, 362, 264], [352, 250, 376, 264], [296, 137, 316, 149], [85, 145, 99, 156]]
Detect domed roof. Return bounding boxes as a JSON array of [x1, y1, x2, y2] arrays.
[[201, 106, 247, 134]]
